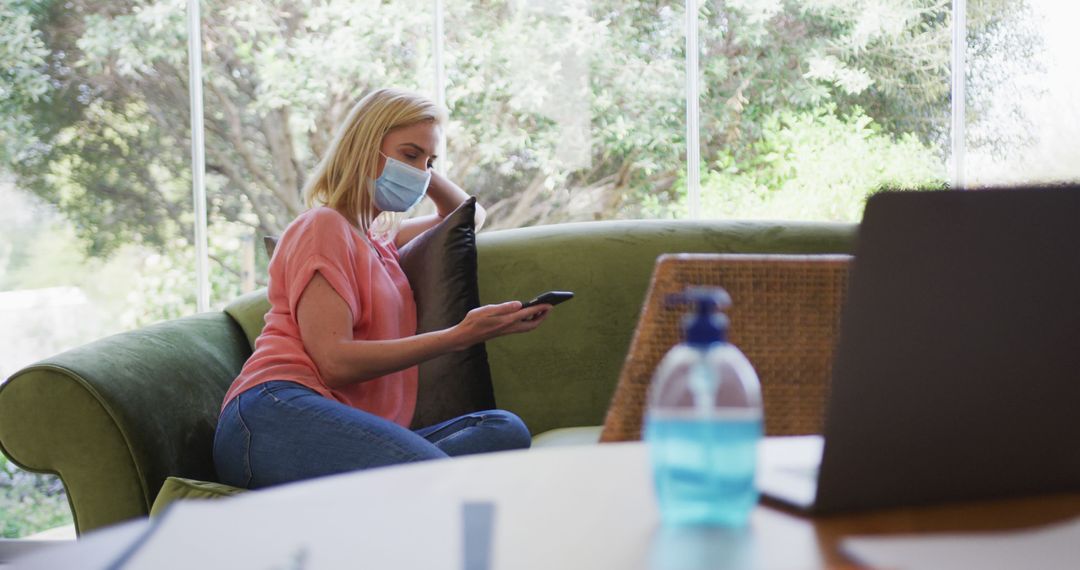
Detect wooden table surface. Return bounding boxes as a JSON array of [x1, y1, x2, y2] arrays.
[[798, 492, 1080, 568]]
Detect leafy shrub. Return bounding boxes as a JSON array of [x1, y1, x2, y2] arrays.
[[0, 453, 73, 538], [647, 106, 947, 221]]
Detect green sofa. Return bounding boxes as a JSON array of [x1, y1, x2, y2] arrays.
[[0, 219, 855, 535]]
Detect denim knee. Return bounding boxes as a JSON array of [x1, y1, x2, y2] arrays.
[[485, 410, 532, 451], [427, 409, 532, 456]]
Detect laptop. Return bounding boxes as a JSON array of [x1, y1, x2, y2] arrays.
[[757, 187, 1080, 514]]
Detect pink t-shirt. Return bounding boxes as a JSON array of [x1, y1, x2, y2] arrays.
[[221, 207, 418, 427]]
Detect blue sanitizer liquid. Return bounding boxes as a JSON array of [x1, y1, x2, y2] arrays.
[[645, 411, 763, 527]]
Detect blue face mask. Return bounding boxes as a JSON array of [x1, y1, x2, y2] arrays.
[[373, 153, 430, 212]]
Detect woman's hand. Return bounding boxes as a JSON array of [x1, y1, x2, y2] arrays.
[[425, 168, 456, 213], [448, 301, 551, 351], [298, 274, 552, 388]]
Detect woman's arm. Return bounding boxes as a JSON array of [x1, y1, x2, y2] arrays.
[[395, 170, 488, 248], [297, 271, 548, 389]]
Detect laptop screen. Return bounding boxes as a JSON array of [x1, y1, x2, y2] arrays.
[[813, 187, 1080, 513]]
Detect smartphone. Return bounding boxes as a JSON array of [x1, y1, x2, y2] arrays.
[[521, 291, 574, 309]]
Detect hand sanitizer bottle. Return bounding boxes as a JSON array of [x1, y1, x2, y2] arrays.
[[644, 287, 763, 527]]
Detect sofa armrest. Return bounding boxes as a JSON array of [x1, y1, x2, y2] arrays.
[[0, 312, 250, 535]]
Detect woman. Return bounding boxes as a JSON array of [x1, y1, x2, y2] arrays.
[[213, 88, 551, 489]]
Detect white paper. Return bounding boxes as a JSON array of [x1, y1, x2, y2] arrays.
[[841, 515, 1080, 570], [755, 435, 823, 508], [118, 491, 460, 570]]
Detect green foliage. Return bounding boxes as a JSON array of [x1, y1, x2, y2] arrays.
[[646, 105, 946, 220], [5, 0, 992, 247], [118, 218, 269, 327], [0, 453, 72, 539], [796, 0, 954, 143], [0, 0, 52, 164], [4, 0, 1038, 251], [965, 0, 1043, 158]]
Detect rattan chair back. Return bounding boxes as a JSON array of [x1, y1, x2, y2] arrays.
[[600, 254, 851, 442]]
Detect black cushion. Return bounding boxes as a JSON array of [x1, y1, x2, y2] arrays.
[[398, 197, 495, 428]]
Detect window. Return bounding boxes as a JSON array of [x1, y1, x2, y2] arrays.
[[1, 0, 198, 536], [964, 0, 1080, 186], [693, 0, 950, 222], [201, 0, 435, 303], [443, 1, 685, 228]]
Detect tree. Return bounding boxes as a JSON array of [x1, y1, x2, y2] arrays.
[[2, 0, 1039, 276], [0, 1, 52, 166]]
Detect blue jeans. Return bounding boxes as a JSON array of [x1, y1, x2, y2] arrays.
[[213, 380, 531, 489]]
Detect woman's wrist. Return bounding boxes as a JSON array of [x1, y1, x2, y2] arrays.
[[427, 170, 468, 217], [442, 324, 470, 353]]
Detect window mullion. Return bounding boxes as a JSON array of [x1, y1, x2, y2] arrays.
[[187, 0, 210, 311]]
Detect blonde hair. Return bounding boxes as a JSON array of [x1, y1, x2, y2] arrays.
[[303, 88, 446, 237]]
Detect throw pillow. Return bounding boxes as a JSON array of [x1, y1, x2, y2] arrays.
[[263, 236, 279, 258], [398, 197, 496, 428], [262, 198, 495, 429]]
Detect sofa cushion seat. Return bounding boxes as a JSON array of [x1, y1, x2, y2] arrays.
[[150, 477, 247, 516], [531, 426, 604, 448]]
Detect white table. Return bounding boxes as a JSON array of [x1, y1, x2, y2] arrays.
[[12, 442, 835, 569], [8, 521, 148, 570], [18, 442, 1080, 569]]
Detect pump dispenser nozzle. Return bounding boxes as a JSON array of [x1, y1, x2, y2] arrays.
[[667, 287, 732, 347]]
